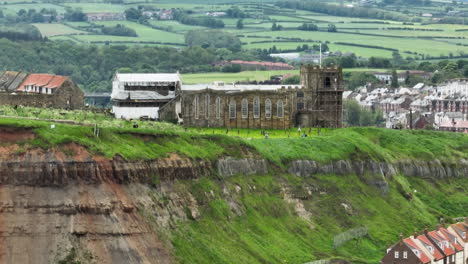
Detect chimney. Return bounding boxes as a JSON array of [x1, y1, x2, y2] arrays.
[[424, 227, 429, 234], [399, 233, 404, 245], [465, 217, 468, 224], [436, 224, 441, 231], [441, 218, 446, 227], [413, 231, 419, 239]]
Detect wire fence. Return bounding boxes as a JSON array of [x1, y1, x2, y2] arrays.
[[304, 259, 331, 264], [333, 226, 368, 249]]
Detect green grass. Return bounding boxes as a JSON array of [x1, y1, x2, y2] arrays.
[[181, 68, 392, 84], [32, 23, 88, 37], [75, 21, 184, 44], [62, 3, 132, 13], [167, 171, 467, 264]]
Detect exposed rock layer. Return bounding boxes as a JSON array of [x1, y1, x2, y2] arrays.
[[0, 132, 467, 263]]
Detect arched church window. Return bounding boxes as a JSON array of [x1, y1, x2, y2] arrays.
[[265, 99, 272, 119], [241, 98, 248, 118], [277, 100, 284, 118], [229, 100, 236, 119], [253, 97, 260, 118], [216, 97, 221, 119]]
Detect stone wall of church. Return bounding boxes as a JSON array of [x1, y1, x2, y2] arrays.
[[181, 88, 299, 129]]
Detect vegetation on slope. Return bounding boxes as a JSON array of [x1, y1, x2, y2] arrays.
[[1, 117, 467, 263], [1, 118, 467, 164], [168, 173, 467, 263]]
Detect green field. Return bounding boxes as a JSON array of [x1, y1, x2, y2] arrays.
[[32, 23, 88, 37], [244, 30, 468, 57], [62, 3, 132, 13], [75, 21, 184, 44], [1, 0, 466, 59], [181, 68, 389, 84]]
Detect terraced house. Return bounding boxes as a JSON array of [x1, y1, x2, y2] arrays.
[[0, 71, 83, 109], [381, 220, 467, 264]]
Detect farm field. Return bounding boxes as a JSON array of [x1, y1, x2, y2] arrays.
[[62, 3, 132, 13], [1, 0, 467, 60], [181, 68, 389, 84], [73, 21, 185, 44], [0, 3, 66, 15], [32, 23, 88, 37], [243, 30, 468, 57]]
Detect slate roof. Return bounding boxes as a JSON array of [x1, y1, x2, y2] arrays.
[[0, 71, 28, 92], [115, 73, 181, 83]]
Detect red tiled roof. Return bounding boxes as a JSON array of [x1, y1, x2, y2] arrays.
[[439, 228, 463, 252], [17, 74, 68, 91], [418, 234, 444, 260], [404, 238, 431, 264], [230, 60, 294, 69], [428, 231, 455, 256]]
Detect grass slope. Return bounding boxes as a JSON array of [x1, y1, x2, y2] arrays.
[[1, 117, 467, 263]]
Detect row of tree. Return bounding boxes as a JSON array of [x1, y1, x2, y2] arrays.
[[0, 37, 284, 92]]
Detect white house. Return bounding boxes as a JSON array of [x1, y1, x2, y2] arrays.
[[111, 73, 181, 120]]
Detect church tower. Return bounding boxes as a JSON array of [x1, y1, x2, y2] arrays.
[[298, 65, 344, 128]]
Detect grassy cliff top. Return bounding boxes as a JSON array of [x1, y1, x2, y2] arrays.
[[1, 117, 467, 164]]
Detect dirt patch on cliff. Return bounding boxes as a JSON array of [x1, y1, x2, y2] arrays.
[[0, 126, 35, 143]]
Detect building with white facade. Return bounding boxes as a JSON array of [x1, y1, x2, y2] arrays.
[[111, 73, 181, 120]]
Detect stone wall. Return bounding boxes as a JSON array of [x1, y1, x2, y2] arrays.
[[0, 80, 84, 109], [181, 88, 297, 129]]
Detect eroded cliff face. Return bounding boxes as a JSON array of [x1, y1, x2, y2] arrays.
[[0, 127, 467, 264]]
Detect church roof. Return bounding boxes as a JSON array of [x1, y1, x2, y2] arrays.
[[115, 73, 181, 83]]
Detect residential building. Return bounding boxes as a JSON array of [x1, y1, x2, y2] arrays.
[[0, 72, 83, 109]]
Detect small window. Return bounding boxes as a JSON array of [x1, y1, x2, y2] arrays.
[[324, 77, 331, 88], [205, 94, 210, 119], [241, 98, 248, 118], [265, 99, 272, 119], [253, 97, 260, 118], [297, 102, 304, 110], [463, 232, 466, 239], [277, 100, 284, 118], [428, 246, 434, 254], [403, 251, 408, 259], [229, 100, 236, 119], [394, 251, 399, 259], [297, 91, 304, 97], [414, 250, 419, 257], [194, 96, 199, 120], [216, 97, 221, 119]]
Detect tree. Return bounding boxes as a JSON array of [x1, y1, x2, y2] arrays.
[[282, 75, 300, 84], [345, 100, 384, 127], [271, 22, 282, 31], [101, 24, 138, 37], [125, 8, 142, 21], [236, 19, 244, 29], [64, 8, 86, 22], [327, 24, 337, 32], [391, 70, 399, 88], [347, 72, 379, 91], [185, 30, 241, 52]]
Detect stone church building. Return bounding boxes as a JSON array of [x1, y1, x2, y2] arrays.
[[161, 65, 344, 129]]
